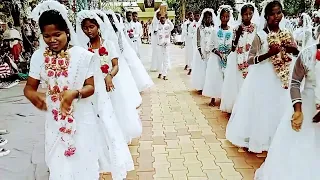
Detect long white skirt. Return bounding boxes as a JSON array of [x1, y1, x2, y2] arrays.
[[191, 50, 207, 90], [185, 38, 193, 67], [226, 61, 290, 153], [220, 52, 244, 113], [255, 88, 320, 179], [116, 56, 142, 108], [202, 53, 223, 98], [150, 35, 159, 71], [123, 44, 154, 92]]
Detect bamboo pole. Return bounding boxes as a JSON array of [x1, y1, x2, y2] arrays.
[[180, 0, 186, 22]]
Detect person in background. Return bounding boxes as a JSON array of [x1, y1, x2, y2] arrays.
[[131, 12, 143, 57], [3, 22, 23, 62], [181, 11, 194, 70]]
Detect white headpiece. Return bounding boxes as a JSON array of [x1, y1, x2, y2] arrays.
[[30, 0, 78, 49], [104, 9, 123, 32], [76, 10, 107, 48], [94, 9, 118, 38], [216, 5, 236, 28], [259, 0, 285, 31], [313, 10, 320, 18], [237, 3, 260, 27], [115, 13, 125, 30], [198, 8, 217, 27]]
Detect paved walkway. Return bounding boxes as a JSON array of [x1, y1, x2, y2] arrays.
[[0, 44, 266, 180], [102, 44, 266, 180]]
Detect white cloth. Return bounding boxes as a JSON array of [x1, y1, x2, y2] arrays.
[[158, 46, 170, 76], [186, 21, 197, 68], [28, 46, 133, 180], [226, 31, 291, 153], [150, 19, 160, 71], [255, 46, 320, 180]]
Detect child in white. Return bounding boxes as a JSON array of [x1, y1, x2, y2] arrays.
[[157, 15, 174, 80]]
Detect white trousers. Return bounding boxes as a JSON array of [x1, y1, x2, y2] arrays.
[[185, 38, 194, 68], [150, 35, 159, 71], [132, 39, 141, 58], [158, 45, 169, 76]]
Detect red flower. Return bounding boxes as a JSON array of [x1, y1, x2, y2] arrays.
[[56, 71, 61, 77], [61, 115, 66, 120], [62, 70, 68, 77], [68, 117, 74, 123], [100, 64, 109, 74], [57, 59, 65, 66], [51, 58, 56, 64], [130, 29, 133, 32], [51, 95, 58, 102], [63, 86, 68, 91], [65, 61, 69, 66], [52, 109, 58, 116], [316, 50, 320, 61], [65, 129, 72, 134], [99, 47, 108, 56], [47, 70, 55, 77], [64, 147, 76, 157], [237, 47, 243, 54], [59, 127, 66, 133], [53, 115, 58, 121], [45, 57, 50, 63], [88, 48, 94, 53], [193, 24, 196, 27], [53, 85, 60, 93]]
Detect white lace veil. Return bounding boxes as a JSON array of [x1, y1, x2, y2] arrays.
[[76, 10, 108, 49], [198, 8, 217, 27], [115, 13, 125, 30], [301, 13, 314, 48], [94, 10, 117, 38], [237, 3, 260, 27], [30, 0, 78, 50], [216, 5, 236, 28]]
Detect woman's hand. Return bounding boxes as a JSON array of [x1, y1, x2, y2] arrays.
[[268, 44, 281, 57], [105, 75, 115, 92], [214, 50, 223, 60], [30, 92, 47, 111], [60, 90, 77, 116], [235, 25, 243, 38], [291, 111, 303, 132], [283, 44, 299, 55]]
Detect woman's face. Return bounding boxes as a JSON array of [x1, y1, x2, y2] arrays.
[[42, 24, 68, 52], [220, 11, 230, 26], [267, 5, 283, 27], [298, 17, 303, 26], [242, 8, 253, 24], [82, 19, 99, 39], [205, 14, 212, 26]]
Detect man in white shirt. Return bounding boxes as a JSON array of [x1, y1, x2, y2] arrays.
[[186, 11, 200, 75], [157, 14, 174, 80], [125, 11, 143, 58], [181, 12, 194, 70]]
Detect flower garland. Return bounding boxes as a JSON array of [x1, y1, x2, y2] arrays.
[[267, 30, 293, 89], [127, 29, 134, 38], [236, 23, 256, 78], [88, 46, 110, 74], [44, 47, 76, 157]]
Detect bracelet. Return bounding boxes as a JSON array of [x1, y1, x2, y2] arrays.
[[107, 72, 113, 78], [232, 42, 238, 47], [254, 55, 260, 64]]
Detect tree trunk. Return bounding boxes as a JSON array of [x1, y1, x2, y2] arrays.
[[180, 0, 186, 22]]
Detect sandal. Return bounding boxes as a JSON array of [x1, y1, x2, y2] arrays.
[[0, 148, 10, 157], [0, 129, 9, 135], [0, 136, 8, 146]]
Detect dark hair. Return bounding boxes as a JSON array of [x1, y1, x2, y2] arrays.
[[132, 12, 138, 16], [202, 11, 214, 27], [241, 4, 254, 15], [126, 11, 132, 16], [115, 14, 121, 22], [38, 10, 69, 33], [264, 0, 282, 19], [194, 11, 201, 15], [187, 11, 193, 16], [107, 14, 118, 32], [81, 18, 100, 29], [7, 22, 12, 28], [220, 8, 231, 18]]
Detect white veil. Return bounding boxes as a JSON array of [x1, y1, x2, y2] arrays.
[[198, 8, 217, 27], [76, 10, 108, 48], [216, 5, 236, 28], [30, 0, 78, 50], [236, 3, 260, 28]]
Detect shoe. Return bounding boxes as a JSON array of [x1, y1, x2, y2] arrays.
[[0, 148, 10, 157], [0, 136, 8, 146], [0, 129, 9, 135]]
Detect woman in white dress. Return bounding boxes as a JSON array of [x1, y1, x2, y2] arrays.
[[254, 43, 320, 180], [226, 0, 300, 153], [191, 9, 217, 94], [293, 13, 314, 50], [202, 5, 234, 106], [24, 1, 133, 179], [220, 3, 259, 113], [76, 10, 142, 144], [107, 10, 154, 92], [92, 10, 142, 108]]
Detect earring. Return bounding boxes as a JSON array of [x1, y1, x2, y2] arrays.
[[98, 30, 101, 36]]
